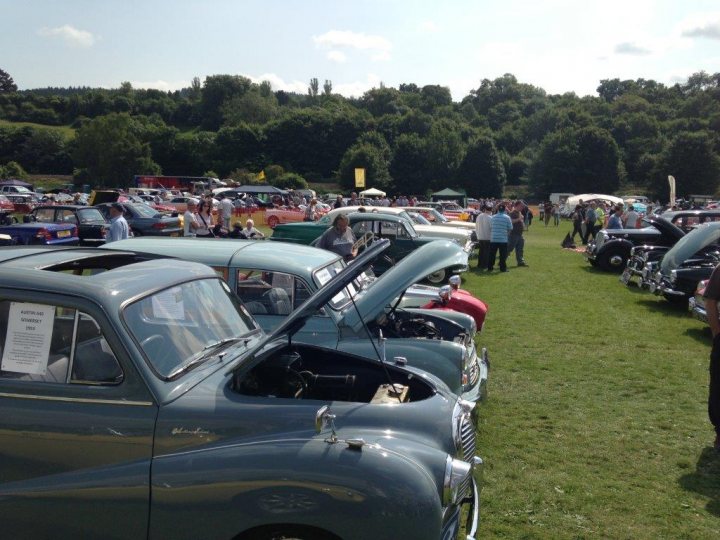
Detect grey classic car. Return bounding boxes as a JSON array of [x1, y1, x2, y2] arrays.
[[0, 246, 481, 539], [103, 237, 489, 403]]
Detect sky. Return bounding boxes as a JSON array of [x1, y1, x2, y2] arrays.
[[2, 0, 720, 101]]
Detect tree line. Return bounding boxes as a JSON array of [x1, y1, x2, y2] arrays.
[[1, 68, 719, 200]]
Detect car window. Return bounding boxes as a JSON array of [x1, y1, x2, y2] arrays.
[[0, 300, 122, 385], [58, 209, 78, 224], [235, 269, 309, 315], [34, 208, 55, 223], [77, 208, 107, 224]]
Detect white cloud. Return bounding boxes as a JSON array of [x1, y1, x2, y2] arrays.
[[327, 50, 347, 63], [371, 50, 391, 62], [131, 80, 190, 92], [313, 30, 391, 51], [38, 24, 96, 47], [332, 74, 383, 98], [246, 73, 308, 94], [614, 42, 653, 56], [680, 14, 720, 40], [417, 20, 439, 33]]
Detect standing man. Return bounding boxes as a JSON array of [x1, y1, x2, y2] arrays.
[[487, 204, 513, 272], [183, 199, 199, 237], [508, 201, 528, 267], [106, 203, 129, 243], [584, 202, 597, 244], [475, 204, 492, 271], [219, 194, 234, 229], [316, 214, 357, 261], [334, 195, 344, 209], [623, 205, 639, 229], [702, 264, 720, 450]]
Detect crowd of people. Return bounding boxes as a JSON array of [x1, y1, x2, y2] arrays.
[[569, 200, 646, 245], [475, 201, 529, 272]]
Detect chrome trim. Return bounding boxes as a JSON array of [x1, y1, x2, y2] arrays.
[[0, 392, 153, 407]]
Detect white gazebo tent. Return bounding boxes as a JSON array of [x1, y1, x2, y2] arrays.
[[564, 193, 624, 209], [359, 187, 386, 197]]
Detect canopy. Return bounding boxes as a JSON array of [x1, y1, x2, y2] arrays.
[[0, 179, 33, 189], [564, 193, 624, 209], [232, 184, 288, 195], [359, 187, 386, 197], [431, 187, 466, 205]]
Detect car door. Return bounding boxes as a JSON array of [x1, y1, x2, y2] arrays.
[[0, 293, 157, 540]]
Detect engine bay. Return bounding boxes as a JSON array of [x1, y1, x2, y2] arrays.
[[373, 309, 468, 342], [235, 344, 434, 403]]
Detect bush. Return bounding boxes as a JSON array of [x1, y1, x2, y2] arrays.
[[274, 172, 308, 190]]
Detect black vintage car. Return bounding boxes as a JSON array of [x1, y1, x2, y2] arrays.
[[622, 210, 720, 285], [648, 222, 720, 303], [27, 204, 108, 246], [585, 216, 684, 272]]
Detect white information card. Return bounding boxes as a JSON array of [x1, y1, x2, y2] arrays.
[[1, 302, 55, 375]]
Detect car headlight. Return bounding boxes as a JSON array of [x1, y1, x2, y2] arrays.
[[443, 456, 473, 506], [670, 270, 678, 285], [630, 247, 637, 256]]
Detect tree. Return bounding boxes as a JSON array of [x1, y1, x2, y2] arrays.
[[200, 75, 252, 130], [72, 113, 160, 187], [0, 68, 17, 93], [308, 78, 319, 98], [274, 172, 308, 190], [338, 141, 392, 191], [529, 126, 622, 197], [455, 137, 506, 197], [323, 80, 333, 96], [650, 131, 720, 199], [389, 133, 430, 195], [0, 160, 27, 179]]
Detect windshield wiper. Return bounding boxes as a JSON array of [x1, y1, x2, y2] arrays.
[[165, 338, 247, 379]]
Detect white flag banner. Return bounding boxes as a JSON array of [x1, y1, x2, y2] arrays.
[[668, 175, 676, 207]]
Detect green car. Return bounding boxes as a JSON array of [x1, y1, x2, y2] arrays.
[[103, 237, 488, 403], [270, 211, 470, 283], [0, 245, 481, 539]]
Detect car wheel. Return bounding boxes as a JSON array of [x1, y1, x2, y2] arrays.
[[425, 268, 447, 284], [597, 248, 627, 273], [267, 216, 280, 228]]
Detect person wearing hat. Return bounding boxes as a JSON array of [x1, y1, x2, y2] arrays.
[[183, 199, 199, 237], [106, 202, 129, 243]]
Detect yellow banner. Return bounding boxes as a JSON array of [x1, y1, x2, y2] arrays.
[[354, 168, 366, 188]]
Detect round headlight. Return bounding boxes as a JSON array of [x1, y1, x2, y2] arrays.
[[670, 269, 678, 285]]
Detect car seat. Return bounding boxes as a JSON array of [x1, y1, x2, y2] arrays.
[[264, 288, 292, 315]]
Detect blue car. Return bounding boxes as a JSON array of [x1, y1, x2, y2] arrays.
[[0, 222, 79, 245]]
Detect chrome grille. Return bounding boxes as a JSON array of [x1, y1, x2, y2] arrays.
[[468, 356, 480, 386], [457, 414, 476, 500]]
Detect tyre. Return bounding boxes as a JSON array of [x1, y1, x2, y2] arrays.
[[597, 248, 627, 273], [425, 268, 447, 284], [267, 215, 279, 228]]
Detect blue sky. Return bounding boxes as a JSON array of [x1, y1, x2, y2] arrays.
[[3, 0, 720, 100]]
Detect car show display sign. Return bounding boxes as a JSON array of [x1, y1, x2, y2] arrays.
[[354, 168, 366, 188], [1, 302, 54, 375]]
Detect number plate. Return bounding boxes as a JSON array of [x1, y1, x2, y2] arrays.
[[57, 230, 71, 238], [620, 269, 631, 285]]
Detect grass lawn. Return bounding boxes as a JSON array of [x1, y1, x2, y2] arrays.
[[465, 222, 720, 539], [0, 119, 75, 139]]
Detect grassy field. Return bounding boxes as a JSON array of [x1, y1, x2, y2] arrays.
[[463, 222, 720, 538], [0, 119, 75, 139]]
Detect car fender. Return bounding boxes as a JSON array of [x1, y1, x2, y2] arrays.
[[598, 237, 633, 254], [404, 307, 476, 334], [150, 437, 446, 540]]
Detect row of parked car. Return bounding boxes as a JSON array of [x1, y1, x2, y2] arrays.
[[583, 209, 720, 323], [0, 228, 488, 537]]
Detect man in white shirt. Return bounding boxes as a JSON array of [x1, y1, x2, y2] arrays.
[[475, 204, 493, 270], [183, 199, 199, 237], [106, 203, 130, 243], [219, 195, 234, 229], [623, 205, 639, 229]]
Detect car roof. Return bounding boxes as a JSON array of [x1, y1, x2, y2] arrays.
[[101, 237, 341, 272], [34, 204, 90, 210], [0, 248, 218, 305]]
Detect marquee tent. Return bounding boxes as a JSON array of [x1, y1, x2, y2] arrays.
[[359, 187, 386, 197], [564, 193, 624, 209]]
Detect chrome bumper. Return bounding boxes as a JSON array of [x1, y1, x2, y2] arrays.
[[689, 297, 708, 323]]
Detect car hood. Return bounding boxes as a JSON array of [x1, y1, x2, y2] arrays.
[[227, 239, 392, 374], [413, 224, 470, 240], [660, 222, 720, 274], [340, 240, 468, 333]]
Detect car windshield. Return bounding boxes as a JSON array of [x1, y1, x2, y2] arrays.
[[77, 208, 107, 224], [429, 209, 449, 223], [660, 224, 720, 273], [409, 212, 431, 225], [123, 278, 259, 378], [129, 203, 160, 218]]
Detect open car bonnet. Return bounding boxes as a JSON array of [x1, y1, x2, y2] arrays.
[[660, 222, 720, 274], [227, 239, 391, 374], [340, 239, 468, 333]]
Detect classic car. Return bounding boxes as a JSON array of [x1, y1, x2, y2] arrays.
[[585, 216, 685, 272], [647, 222, 720, 303], [0, 222, 79, 245], [398, 206, 476, 232], [0, 247, 481, 540], [3, 193, 37, 214], [689, 279, 710, 324], [265, 205, 308, 228], [316, 206, 474, 246], [0, 195, 16, 226], [272, 212, 470, 283], [95, 202, 182, 237], [102, 237, 488, 403], [659, 209, 720, 233], [417, 201, 477, 222], [26, 204, 108, 246]]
